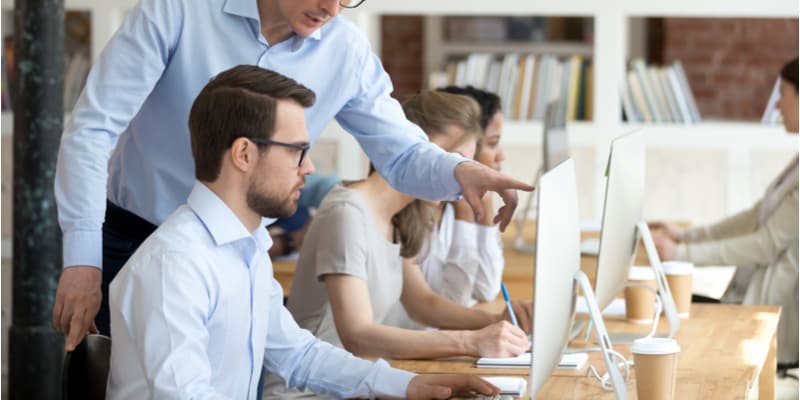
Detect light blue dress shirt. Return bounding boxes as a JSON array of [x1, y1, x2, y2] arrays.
[[55, 0, 466, 269], [107, 182, 415, 399]]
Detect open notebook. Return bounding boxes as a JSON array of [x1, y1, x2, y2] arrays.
[[476, 352, 588, 369], [481, 376, 527, 397]]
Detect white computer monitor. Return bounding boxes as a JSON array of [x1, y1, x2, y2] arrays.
[[514, 99, 570, 252], [542, 100, 570, 172], [529, 159, 627, 399], [529, 159, 581, 397], [591, 130, 679, 340], [592, 130, 645, 312]]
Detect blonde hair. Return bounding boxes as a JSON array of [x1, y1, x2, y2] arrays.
[[388, 91, 482, 258]]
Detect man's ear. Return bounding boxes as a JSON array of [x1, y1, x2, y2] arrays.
[[229, 137, 257, 173]]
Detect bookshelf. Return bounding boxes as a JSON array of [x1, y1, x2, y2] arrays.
[[327, 0, 798, 223]]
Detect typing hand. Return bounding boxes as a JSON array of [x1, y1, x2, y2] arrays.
[[470, 321, 530, 357], [652, 232, 678, 261], [407, 374, 499, 399], [454, 162, 534, 232], [52, 266, 102, 351], [648, 221, 682, 242]]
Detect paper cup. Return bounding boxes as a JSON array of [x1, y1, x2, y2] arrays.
[[661, 261, 693, 318], [625, 266, 657, 324], [632, 337, 680, 400]]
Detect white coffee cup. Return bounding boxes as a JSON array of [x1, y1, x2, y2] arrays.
[[625, 266, 657, 324], [632, 337, 681, 400], [661, 261, 694, 318]]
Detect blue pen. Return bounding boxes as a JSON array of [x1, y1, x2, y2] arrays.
[[501, 283, 520, 327]]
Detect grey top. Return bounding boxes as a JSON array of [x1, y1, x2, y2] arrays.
[[264, 184, 405, 399]]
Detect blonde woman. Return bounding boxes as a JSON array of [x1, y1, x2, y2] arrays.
[[264, 91, 531, 398]]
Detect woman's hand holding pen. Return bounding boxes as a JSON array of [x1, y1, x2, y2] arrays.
[[502, 299, 533, 334], [468, 320, 530, 357]]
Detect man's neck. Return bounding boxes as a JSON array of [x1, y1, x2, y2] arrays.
[[257, 0, 294, 45], [203, 181, 262, 233]]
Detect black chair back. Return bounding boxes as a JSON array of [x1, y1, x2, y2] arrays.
[[62, 334, 111, 400]]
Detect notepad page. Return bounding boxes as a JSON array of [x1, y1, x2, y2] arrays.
[[476, 352, 588, 369], [481, 376, 527, 396]]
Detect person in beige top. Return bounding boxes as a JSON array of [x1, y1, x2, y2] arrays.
[[651, 58, 799, 366], [264, 91, 532, 398]]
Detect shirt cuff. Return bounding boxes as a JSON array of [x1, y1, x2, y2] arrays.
[[63, 230, 103, 269], [439, 155, 472, 201], [371, 359, 416, 399]]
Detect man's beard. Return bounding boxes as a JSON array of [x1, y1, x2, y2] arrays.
[[246, 181, 298, 219]]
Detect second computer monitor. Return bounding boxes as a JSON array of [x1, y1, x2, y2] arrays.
[[542, 100, 570, 172], [593, 130, 645, 312], [530, 158, 581, 397]]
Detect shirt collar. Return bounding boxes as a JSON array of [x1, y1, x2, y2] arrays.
[[187, 182, 270, 251], [222, 0, 323, 43]]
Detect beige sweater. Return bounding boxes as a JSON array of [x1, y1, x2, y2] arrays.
[[676, 156, 798, 364]]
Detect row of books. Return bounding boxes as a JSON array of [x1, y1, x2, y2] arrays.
[[428, 53, 593, 122], [622, 59, 701, 124]]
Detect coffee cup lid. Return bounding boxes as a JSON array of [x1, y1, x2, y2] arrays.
[[628, 266, 655, 281], [661, 261, 694, 275], [631, 337, 681, 355]]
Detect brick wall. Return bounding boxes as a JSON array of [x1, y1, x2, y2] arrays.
[[660, 18, 798, 121], [380, 16, 798, 121], [380, 15, 424, 102]]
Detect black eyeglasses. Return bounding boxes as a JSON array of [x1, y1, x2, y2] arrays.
[[339, 0, 366, 8], [248, 137, 310, 168]]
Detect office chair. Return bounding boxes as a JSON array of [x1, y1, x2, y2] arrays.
[[62, 334, 111, 400]]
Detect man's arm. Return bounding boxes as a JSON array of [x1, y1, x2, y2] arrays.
[[111, 251, 230, 399], [52, 0, 181, 350], [263, 278, 502, 399], [335, 45, 533, 231], [261, 279, 414, 398]]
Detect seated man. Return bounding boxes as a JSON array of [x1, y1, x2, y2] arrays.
[[106, 65, 498, 399]]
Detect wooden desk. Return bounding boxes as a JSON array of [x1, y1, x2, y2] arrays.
[[390, 303, 780, 400]]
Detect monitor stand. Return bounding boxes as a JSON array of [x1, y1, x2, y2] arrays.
[[571, 271, 628, 400], [607, 221, 680, 343]]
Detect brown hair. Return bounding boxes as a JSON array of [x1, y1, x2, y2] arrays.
[[385, 90, 482, 258], [781, 57, 799, 93], [188, 65, 316, 182], [402, 90, 483, 144]]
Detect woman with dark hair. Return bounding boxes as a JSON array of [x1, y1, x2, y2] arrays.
[[263, 90, 531, 398], [651, 57, 799, 367], [402, 85, 509, 307]]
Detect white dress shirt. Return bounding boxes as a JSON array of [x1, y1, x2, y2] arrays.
[[419, 204, 505, 306], [107, 182, 414, 399]]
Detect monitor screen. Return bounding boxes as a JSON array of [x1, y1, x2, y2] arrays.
[[592, 130, 645, 312], [542, 100, 570, 172], [530, 158, 581, 397]]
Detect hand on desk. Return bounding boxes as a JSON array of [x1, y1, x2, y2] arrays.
[[652, 231, 678, 261], [470, 320, 530, 357], [407, 374, 500, 399], [648, 221, 682, 243]]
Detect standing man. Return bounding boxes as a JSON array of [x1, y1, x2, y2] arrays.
[[107, 64, 500, 399], [53, 0, 533, 350]]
